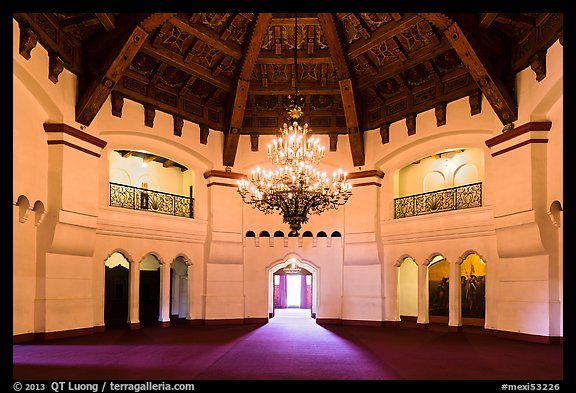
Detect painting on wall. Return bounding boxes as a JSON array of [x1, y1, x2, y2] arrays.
[[428, 258, 450, 316], [461, 253, 486, 319]]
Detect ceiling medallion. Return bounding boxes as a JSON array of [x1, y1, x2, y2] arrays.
[[237, 13, 352, 236]]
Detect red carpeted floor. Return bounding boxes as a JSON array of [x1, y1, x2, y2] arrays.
[[13, 309, 564, 382]]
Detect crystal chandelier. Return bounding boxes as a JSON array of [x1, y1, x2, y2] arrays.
[[237, 13, 352, 236]]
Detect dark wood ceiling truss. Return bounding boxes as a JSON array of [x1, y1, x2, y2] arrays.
[[14, 12, 562, 167]]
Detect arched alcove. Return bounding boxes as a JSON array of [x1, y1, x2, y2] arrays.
[[246, 230, 256, 237], [423, 171, 445, 192], [459, 252, 486, 324], [260, 230, 271, 237], [302, 231, 313, 237], [549, 200, 563, 228], [171, 256, 189, 320], [317, 231, 327, 237], [32, 200, 46, 226], [330, 231, 342, 237], [109, 167, 131, 185], [428, 255, 449, 320], [274, 230, 284, 237], [15, 195, 30, 223], [398, 256, 418, 320], [453, 163, 479, 186]]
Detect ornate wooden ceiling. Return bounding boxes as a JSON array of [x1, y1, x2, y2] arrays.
[[14, 12, 562, 167]]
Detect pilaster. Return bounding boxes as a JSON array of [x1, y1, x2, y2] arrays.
[[35, 123, 107, 334], [485, 121, 556, 337]]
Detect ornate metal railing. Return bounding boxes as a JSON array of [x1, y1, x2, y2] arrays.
[[394, 182, 482, 219], [109, 182, 194, 218]]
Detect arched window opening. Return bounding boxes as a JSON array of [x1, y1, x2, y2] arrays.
[[330, 231, 342, 237], [317, 231, 327, 237], [245, 230, 256, 237], [260, 230, 271, 237], [274, 230, 285, 237], [302, 231, 313, 237]]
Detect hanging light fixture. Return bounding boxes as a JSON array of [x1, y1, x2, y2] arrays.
[[283, 260, 302, 274], [237, 13, 352, 236]]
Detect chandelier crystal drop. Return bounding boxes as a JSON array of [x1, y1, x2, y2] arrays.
[[237, 13, 352, 236]]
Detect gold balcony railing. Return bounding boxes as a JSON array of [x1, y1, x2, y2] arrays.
[[394, 182, 482, 219], [109, 182, 194, 218]]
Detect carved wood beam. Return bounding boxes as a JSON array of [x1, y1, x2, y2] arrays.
[[140, 42, 232, 92], [14, 13, 82, 73], [479, 13, 499, 28], [75, 13, 176, 126], [318, 13, 365, 167], [223, 13, 273, 167], [420, 13, 517, 125], [257, 50, 332, 64], [170, 16, 242, 60], [95, 13, 116, 31], [238, 13, 273, 81], [510, 13, 563, 75], [347, 13, 417, 59]]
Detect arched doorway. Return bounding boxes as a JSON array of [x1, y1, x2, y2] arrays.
[[139, 254, 161, 324], [104, 252, 130, 327], [268, 257, 317, 318]]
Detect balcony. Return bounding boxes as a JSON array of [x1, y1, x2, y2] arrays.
[[394, 182, 482, 219], [109, 182, 194, 218]]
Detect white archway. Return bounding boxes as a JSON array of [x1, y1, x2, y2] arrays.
[[266, 254, 319, 318]]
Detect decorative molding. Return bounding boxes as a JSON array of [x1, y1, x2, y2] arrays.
[[206, 182, 238, 188], [485, 121, 552, 157], [347, 169, 384, 180], [44, 123, 107, 148], [485, 121, 551, 146], [203, 170, 245, 180], [352, 182, 381, 188], [44, 123, 107, 157]]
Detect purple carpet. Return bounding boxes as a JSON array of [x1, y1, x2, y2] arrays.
[[13, 309, 563, 382]]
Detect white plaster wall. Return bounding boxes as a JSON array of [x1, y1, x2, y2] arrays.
[[12, 11, 563, 339], [243, 238, 344, 319]]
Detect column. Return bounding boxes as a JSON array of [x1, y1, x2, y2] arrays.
[[417, 263, 429, 325], [128, 260, 140, 329], [448, 260, 462, 329], [158, 263, 171, 326], [186, 263, 195, 323]]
